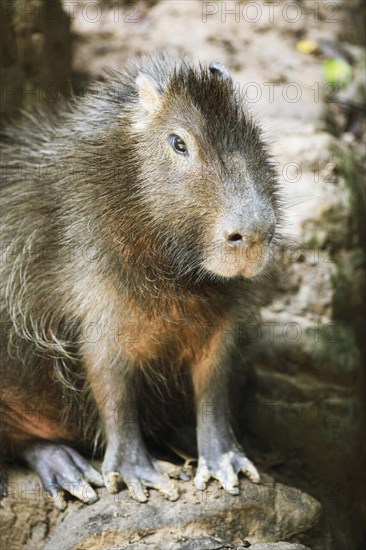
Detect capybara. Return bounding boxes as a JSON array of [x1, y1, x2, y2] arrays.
[[0, 53, 280, 507]]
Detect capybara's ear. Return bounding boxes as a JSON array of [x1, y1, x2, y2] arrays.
[[136, 72, 162, 113], [208, 61, 232, 82]]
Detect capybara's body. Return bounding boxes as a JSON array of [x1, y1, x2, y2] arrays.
[[0, 53, 279, 505]]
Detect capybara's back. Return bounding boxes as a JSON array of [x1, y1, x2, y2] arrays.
[[1, 52, 280, 506]]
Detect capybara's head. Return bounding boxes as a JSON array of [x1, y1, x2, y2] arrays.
[[113, 54, 280, 281]]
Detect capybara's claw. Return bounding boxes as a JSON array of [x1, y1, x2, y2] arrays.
[[103, 452, 179, 502], [103, 464, 179, 502], [104, 471, 122, 494], [22, 441, 103, 507], [194, 449, 260, 494]]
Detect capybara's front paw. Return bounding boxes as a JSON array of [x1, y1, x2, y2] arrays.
[[102, 447, 179, 502], [22, 441, 104, 509], [194, 446, 260, 495]]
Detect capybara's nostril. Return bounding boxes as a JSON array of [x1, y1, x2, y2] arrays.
[[226, 231, 244, 244]]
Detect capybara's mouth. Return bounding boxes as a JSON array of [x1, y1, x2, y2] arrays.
[[203, 241, 271, 279]]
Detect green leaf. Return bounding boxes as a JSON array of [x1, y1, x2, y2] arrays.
[[323, 58, 352, 89]]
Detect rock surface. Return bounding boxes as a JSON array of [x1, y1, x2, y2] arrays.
[[1, 468, 321, 550]]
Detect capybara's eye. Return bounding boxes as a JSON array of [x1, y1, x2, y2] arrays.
[[169, 134, 188, 155]]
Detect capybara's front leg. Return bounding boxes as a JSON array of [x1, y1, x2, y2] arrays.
[[100, 379, 179, 502], [191, 331, 260, 494], [82, 343, 179, 502]]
